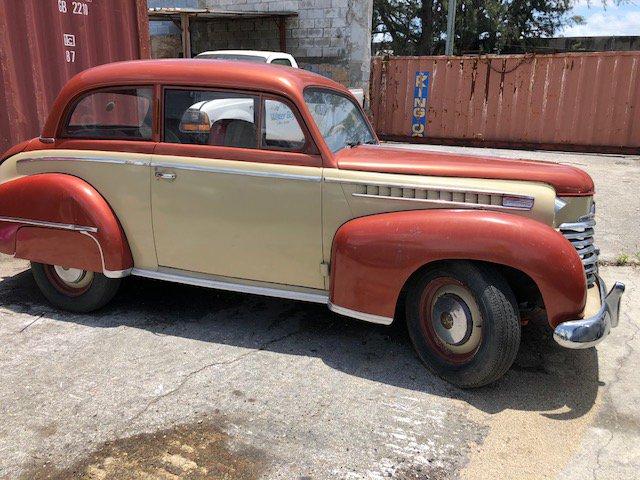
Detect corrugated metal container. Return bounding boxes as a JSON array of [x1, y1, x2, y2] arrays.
[[0, 0, 150, 153], [370, 52, 640, 153]]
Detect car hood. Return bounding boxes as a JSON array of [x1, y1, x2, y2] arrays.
[[335, 145, 594, 196]]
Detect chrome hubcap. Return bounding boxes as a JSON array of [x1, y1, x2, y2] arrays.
[[432, 293, 474, 346], [53, 265, 88, 285], [427, 282, 483, 356]]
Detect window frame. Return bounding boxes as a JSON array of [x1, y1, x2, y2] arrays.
[[259, 94, 312, 153], [59, 85, 156, 142], [161, 86, 261, 149], [160, 85, 317, 155], [302, 86, 378, 154]]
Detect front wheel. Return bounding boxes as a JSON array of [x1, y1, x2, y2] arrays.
[[406, 262, 521, 388], [31, 262, 121, 312]]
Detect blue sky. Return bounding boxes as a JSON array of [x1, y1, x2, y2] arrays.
[[560, 1, 640, 36]]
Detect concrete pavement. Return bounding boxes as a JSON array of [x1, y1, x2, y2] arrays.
[[0, 147, 638, 479]]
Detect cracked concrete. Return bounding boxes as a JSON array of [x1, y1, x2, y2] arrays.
[[0, 261, 637, 479]]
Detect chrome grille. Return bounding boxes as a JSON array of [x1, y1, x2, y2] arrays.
[[559, 203, 598, 286], [352, 184, 534, 210]]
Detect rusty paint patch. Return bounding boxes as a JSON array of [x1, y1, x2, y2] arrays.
[[20, 419, 266, 480]]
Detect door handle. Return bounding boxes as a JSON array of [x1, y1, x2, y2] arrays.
[[155, 171, 176, 181]]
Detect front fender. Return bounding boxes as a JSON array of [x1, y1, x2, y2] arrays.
[[330, 209, 587, 327], [0, 173, 132, 276]]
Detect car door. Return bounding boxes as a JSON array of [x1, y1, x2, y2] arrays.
[[151, 87, 324, 289]]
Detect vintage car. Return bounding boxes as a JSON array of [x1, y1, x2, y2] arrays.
[[0, 59, 624, 388]]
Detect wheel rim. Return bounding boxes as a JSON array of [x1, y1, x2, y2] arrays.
[[419, 277, 483, 364], [44, 265, 94, 296]]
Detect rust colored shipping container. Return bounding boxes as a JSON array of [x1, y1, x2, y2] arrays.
[[0, 0, 150, 153], [370, 52, 640, 153]]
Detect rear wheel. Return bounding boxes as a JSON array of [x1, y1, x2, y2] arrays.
[[406, 262, 521, 388], [31, 262, 121, 312]]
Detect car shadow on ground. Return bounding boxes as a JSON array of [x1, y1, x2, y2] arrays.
[[1, 269, 599, 419]]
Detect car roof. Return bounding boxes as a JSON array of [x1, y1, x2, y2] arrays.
[[42, 59, 348, 137]]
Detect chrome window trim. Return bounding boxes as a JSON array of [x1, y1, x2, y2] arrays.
[[150, 161, 321, 182], [0, 216, 98, 233], [328, 302, 394, 325], [130, 268, 329, 303], [351, 193, 533, 211]]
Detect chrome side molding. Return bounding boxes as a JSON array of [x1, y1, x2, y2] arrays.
[[150, 161, 322, 182], [328, 302, 394, 325], [0, 215, 98, 233], [130, 268, 329, 304]]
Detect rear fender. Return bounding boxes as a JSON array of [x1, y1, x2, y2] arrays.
[[0, 173, 132, 277], [329, 209, 587, 328]]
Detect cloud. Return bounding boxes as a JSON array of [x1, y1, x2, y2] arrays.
[[561, 10, 640, 36]]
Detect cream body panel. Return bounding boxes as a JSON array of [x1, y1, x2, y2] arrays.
[[1, 149, 157, 269], [150, 154, 324, 289]]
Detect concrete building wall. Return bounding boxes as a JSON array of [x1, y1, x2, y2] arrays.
[[148, 0, 373, 90]]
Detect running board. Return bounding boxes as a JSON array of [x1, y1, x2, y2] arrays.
[[130, 268, 394, 325], [130, 268, 329, 304]]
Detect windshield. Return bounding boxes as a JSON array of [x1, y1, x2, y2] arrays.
[[303, 88, 376, 153]]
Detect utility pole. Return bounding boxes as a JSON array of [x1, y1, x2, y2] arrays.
[[445, 0, 457, 55]]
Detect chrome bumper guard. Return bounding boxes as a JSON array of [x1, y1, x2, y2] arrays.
[[553, 276, 625, 349]]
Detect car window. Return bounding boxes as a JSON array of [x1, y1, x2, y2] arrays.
[[270, 58, 292, 67], [64, 87, 152, 140], [261, 99, 306, 151], [164, 89, 258, 148], [304, 88, 376, 153]]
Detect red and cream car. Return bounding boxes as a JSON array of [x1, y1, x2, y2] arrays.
[[0, 60, 624, 388]]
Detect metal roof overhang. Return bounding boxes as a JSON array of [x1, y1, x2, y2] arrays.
[[148, 7, 298, 57], [148, 7, 298, 21]]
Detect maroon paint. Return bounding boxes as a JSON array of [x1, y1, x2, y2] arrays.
[[335, 145, 595, 197], [14, 227, 103, 273], [330, 209, 587, 328], [0, 174, 132, 272]]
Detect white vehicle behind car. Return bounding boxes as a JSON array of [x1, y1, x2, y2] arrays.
[[195, 50, 365, 106]]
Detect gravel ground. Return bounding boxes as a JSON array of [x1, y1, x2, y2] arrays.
[[0, 147, 638, 480]]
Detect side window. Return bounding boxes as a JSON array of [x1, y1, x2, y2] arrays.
[[270, 58, 292, 67], [261, 99, 306, 151], [63, 87, 153, 140], [163, 89, 258, 148]]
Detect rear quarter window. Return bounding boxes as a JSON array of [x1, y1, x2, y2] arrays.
[[62, 87, 153, 140]]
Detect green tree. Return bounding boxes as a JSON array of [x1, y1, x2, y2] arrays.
[[372, 0, 590, 55]]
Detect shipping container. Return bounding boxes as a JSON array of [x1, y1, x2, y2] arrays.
[[370, 52, 640, 153], [0, 0, 150, 153]]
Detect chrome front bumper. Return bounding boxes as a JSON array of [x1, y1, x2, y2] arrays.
[[553, 276, 625, 349]]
